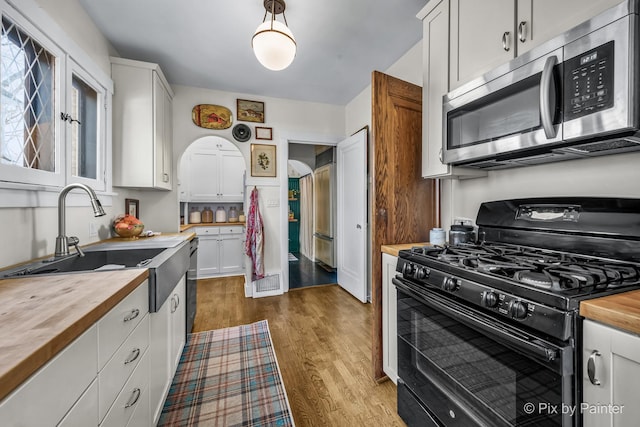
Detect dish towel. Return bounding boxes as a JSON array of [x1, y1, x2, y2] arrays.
[[245, 186, 265, 280]]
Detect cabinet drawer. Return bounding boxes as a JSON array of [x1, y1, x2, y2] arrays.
[[101, 348, 150, 427], [98, 281, 149, 370], [0, 325, 97, 427], [195, 226, 220, 236], [99, 314, 150, 422], [219, 226, 244, 235], [58, 378, 98, 427]]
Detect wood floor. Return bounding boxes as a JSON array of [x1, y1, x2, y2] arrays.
[[193, 276, 405, 427]]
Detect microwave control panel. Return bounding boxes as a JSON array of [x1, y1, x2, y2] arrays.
[[564, 40, 614, 121]]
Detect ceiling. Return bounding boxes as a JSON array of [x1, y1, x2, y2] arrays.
[[78, 0, 427, 106]]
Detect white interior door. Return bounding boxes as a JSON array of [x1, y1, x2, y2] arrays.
[[337, 129, 367, 302]]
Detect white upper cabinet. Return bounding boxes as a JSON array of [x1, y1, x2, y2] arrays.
[[179, 137, 245, 202], [449, 0, 515, 91], [419, 0, 487, 179], [111, 57, 174, 190], [516, 0, 621, 55], [450, 0, 622, 91]]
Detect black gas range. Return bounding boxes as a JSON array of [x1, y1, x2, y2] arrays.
[[394, 197, 640, 427]]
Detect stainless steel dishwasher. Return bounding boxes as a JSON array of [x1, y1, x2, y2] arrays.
[[186, 237, 198, 333]]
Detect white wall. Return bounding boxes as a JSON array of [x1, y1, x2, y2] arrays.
[[155, 84, 345, 278], [345, 41, 422, 135], [443, 152, 640, 227], [0, 0, 117, 268]]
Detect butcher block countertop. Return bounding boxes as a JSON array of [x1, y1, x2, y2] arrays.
[[0, 269, 149, 402], [581, 289, 640, 336], [381, 243, 429, 257]]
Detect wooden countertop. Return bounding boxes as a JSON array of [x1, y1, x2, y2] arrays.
[[0, 269, 149, 401], [581, 290, 640, 336], [381, 243, 429, 257], [180, 222, 245, 232]]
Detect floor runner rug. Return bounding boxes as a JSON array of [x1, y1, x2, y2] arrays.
[[158, 320, 295, 426]]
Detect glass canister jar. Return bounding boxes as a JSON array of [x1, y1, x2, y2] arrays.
[[189, 207, 201, 224], [201, 206, 213, 223], [238, 210, 246, 222], [429, 227, 446, 246], [215, 206, 227, 223], [228, 206, 239, 222]]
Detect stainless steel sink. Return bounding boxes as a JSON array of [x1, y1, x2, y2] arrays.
[[0, 240, 191, 313]]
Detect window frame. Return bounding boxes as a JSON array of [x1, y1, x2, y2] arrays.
[[66, 59, 107, 192], [0, 0, 113, 206]]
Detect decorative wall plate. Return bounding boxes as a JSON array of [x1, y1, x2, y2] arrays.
[[192, 104, 232, 129], [232, 123, 252, 142]]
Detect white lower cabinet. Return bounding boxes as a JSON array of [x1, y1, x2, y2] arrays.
[[0, 279, 153, 427], [582, 319, 640, 427], [150, 276, 186, 426], [197, 226, 245, 278], [382, 253, 398, 384]]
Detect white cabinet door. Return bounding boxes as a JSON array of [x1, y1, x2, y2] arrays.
[[149, 296, 171, 426], [419, 0, 487, 180], [516, 0, 620, 55], [582, 319, 640, 427], [170, 277, 186, 373], [189, 150, 221, 201], [450, 0, 515, 90], [219, 151, 246, 201], [111, 58, 173, 190], [220, 234, 244, 274], [154, 72, 173, 190], [198, 235, 221, 277], [382, 253, 398, 384]]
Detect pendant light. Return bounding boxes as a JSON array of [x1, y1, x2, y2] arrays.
[[252, 0, 296, 71]]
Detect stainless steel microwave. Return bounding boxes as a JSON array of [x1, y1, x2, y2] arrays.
[[442, 0, 640, 169]]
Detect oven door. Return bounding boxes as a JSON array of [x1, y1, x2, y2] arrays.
[[393, 277, 575, 427]]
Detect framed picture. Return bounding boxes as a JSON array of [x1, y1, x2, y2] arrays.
[[255, 126, 272, 140], [237, 99, 265, 123], [125, 198, 139, 218], [251, 144, 277, 177]]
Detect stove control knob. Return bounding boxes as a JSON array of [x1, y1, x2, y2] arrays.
[[416, 267, 430, 280], [403, 263, 415, 276], [442, 277, 460, 292], [509, 300, 528, 320], [481, 291, 499, 308]]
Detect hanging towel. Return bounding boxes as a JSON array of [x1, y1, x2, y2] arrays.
[[245, 187, 265, 280]]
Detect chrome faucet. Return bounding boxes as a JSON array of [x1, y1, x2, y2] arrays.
[[55, 183, 106, 257]]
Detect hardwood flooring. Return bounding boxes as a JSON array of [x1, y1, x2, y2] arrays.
[[193, 276, 405, 427]]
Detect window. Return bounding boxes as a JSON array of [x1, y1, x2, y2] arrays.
[[0, 6, 109, 196], [1, 15, 56, 174]]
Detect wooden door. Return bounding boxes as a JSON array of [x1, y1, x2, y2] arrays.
[[371, 71, 438, 381]]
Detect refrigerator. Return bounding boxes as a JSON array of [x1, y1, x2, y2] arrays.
[[313, 162, 336, 267]]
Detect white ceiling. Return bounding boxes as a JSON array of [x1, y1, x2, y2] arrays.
[[78, 0, 427, 105]]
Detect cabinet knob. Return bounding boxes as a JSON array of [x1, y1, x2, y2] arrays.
[[518, 21, 527, 42], [502, 31, 511, 51]]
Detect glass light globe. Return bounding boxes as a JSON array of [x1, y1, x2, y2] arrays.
[[252, 20, 296, 71]]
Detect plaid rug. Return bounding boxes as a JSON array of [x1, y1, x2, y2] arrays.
[[158, 320, 295, 426]]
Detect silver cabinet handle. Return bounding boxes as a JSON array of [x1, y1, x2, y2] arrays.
[[438, 147, 443, 163], [124, 388, 141, 408], [171, 294, 180, 313], [356, 224, 362, 229], [124, 348, 141, 365], [518, 21, 527, 42], [587, 350, 601, 386], [123, 308, 140, 322], [502, 31, 511, 51], [163, 173, 169, 182], [540, 55, 559, 139]]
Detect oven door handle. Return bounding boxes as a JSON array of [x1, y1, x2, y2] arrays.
[[393, 278, 560, 364]]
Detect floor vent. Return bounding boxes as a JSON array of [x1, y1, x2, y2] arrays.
[[252, 274, 282, 298]]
